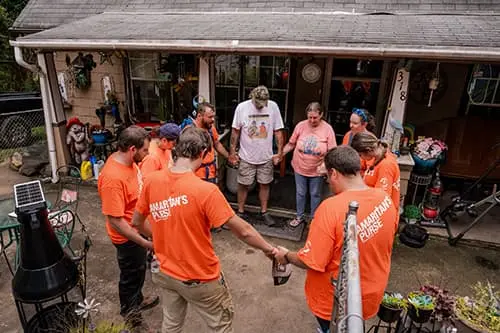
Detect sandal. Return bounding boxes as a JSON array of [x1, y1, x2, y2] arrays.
[[288, 217, 305, 228]]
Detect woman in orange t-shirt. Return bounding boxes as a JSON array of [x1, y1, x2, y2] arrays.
[[342, 108, 376, 145], [140, 123, 180, 177], [351, 132, 401, 216]]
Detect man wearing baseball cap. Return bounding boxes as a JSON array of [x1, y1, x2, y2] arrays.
[[229, 86, 285, 226], [140, 122, 181, 177]]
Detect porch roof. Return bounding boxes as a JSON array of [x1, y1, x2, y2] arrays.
[[10, 12, 500, 61]]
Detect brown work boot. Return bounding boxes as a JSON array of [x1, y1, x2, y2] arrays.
[[137, 295, 160, 312]]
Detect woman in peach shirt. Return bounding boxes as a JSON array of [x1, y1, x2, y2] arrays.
[[342, 108, 376, 145], [281, 102, 336, 228]]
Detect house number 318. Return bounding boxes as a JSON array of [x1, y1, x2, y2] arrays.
[[397, 70, 407, 101]]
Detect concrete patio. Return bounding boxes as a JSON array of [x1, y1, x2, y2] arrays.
[[0, 166, 498, 332]]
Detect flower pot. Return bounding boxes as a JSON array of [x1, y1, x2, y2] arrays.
[[377, 303, 403, 323], [411, 153, 438, 174], [408, 304, 433, 324]]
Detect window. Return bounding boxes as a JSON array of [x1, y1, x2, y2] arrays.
[[129, 53, 198, 122], [327, 59, 383, 143], [214, 55, 290, 126]]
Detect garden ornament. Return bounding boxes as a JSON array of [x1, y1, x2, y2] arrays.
[[66, 117, 90, 166]]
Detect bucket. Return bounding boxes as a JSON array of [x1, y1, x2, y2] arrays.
[[226, 163, 256, 194]]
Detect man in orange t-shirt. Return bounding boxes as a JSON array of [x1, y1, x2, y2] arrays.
[[275, 146, 397, 333], [189, 102, 229, 183], [97, 126, 159, 327], [132, 127, 277, 333], [140, 122, 180, 177]]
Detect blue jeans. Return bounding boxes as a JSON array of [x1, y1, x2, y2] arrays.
[[295, 173, 323, 219]]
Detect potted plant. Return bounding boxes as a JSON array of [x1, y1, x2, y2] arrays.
[[411, 137, 447, 174], [404, 205, 420, 224], [378, 292, 407, 323], [421, 285, 456, 329], [454, 281, 499, 333], [407, 291, 435, 323]]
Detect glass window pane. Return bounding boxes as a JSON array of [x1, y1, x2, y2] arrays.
[[215, 87, 239, 126], [244, 56, 259, 87], [215, 55, 240, 86]]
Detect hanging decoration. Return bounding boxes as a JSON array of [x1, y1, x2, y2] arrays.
[[66, 53, 97, 90], [427, 62, 440, 108]]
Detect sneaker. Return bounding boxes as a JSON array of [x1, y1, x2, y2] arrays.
[[260, 212, 276, 227]]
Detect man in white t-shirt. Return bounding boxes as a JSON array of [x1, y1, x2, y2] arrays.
[[229, 86, 285, 226]]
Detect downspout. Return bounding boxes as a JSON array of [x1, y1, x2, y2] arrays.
[[14, 47, 59, 183]]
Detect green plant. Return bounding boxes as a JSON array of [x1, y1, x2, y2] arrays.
[[455, 281, 500, 333], [382, 292, 407, 309], [408, 291, 436, 312], [404, 205, 420, 219], [69, 320, 130, 333]]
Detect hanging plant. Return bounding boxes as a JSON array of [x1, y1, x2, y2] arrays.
[[66, 53, 97, 90]]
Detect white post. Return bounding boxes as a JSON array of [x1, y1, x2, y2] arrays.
[[37, 53, 59, 183], [199, 56, 211, 102]]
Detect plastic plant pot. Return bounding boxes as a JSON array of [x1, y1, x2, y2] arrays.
[[377, 303, 403, 323], [408, 304, 433, 324]]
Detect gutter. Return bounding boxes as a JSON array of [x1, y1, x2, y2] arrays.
[[9, 39, 500, 62], [13, 47, 59, 183]]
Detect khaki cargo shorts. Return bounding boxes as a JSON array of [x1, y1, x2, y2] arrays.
[[237, 159, 274, 186], [152, 271, 234, 333]]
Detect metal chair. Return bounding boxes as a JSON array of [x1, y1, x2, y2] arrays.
[[48, 165, 83, 253]]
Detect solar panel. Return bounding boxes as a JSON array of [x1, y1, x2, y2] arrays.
[[13, 180, 46, 209]]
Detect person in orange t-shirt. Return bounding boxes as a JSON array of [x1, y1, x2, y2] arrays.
[[274, 146, 397, 332], [188, 102, 229, 183], [97, 126, 159, 327], [139, 122, 180, 177], [132, 127, 277, 333], [342, 108, 376, 145], [351, 132, 401, 217]]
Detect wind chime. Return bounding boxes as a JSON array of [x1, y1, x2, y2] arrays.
[[427, 62, 440, 107]]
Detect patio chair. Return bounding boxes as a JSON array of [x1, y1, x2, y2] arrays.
[[48, 165, 83, 253]]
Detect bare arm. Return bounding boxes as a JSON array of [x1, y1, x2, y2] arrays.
[[282, 142, 296, 156], [109, 215, 152, 250], [215, 141, 229, 159], [229, 128, 240, 155], [131, 210, 153, 239], [275, 247, 309, 269], [274, 130, 284, 156], [225, 214, 275, 257]]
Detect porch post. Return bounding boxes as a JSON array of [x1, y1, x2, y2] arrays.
[[382, 66, 410, 149], [199, 56, 211, 102], [43, 52, 71, 168]]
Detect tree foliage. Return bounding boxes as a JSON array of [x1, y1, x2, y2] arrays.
[[0, 0, 37, 92]]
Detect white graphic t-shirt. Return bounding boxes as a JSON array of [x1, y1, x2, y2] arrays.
[[232, 100, 284, 164]]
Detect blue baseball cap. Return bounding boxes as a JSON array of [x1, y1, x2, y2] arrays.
[[159, 123, 181, 140]]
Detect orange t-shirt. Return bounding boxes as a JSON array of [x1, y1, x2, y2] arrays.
[[136, 169, 235, 282], [139, 145, 172, 177], [97, 155, 143, 244], [193, 125, 219, 180], [363, 152, 401, 214], [298, 188, 397, 321]]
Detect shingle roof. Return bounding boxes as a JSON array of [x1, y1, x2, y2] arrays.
[[11, 12, 500, 61], [12, 0, 500, 31]]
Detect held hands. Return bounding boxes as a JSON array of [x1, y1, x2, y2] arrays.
[[274, 246, 290, 265], [272, 154, 282, 166], [228, 153, 240, 166]]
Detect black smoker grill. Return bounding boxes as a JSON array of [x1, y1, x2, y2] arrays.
[[11, 180, 89, 332]]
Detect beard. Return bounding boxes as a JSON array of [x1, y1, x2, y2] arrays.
[[133, 152, 145, 163]]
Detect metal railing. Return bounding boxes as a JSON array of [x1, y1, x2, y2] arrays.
[[0, 108, 47, 162], [330, 201, 364, 333]]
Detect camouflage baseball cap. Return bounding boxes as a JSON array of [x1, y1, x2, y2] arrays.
[[249, 85, 269, 109]]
